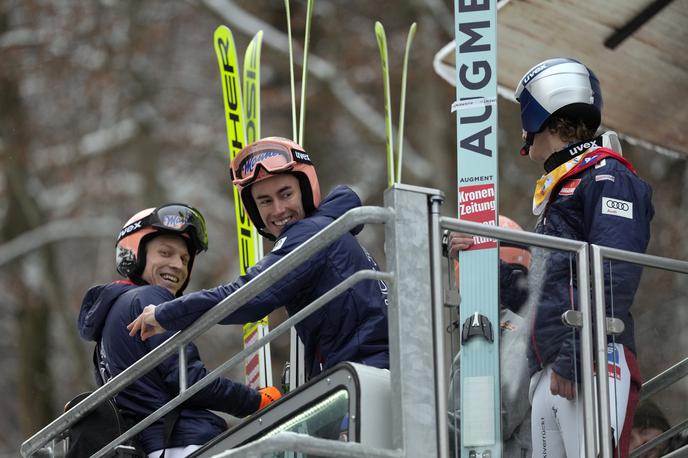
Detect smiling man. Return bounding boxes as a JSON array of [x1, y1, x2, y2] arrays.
[[78, 204, 279, 458], [128, 137, 390, 380]]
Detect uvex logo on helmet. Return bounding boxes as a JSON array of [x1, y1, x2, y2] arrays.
[[118, 221, 142, 240], [294, 150, 312, 162], [520, 62, 548, 87]]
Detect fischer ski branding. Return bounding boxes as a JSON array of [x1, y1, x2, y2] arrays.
[[454, 0, 501, 456], [214, 26, 272, 389], [214, 26, 255, 272]]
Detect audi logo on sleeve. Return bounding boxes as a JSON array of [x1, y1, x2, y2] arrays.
[[601, 197, 633, 219]]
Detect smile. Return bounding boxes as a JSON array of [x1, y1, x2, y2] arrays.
[[160, 273, 179, 283]]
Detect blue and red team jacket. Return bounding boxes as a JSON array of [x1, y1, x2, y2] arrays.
[[528, 143, 654, 381], [154, 185, 390, 380], [78, 283, 261, 453]]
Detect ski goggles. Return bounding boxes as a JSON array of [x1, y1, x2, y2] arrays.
[[230, 143, 312, 187], [118, 204, 208, 252]]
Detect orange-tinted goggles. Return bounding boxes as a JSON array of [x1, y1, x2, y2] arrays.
[[231, 144, 312, 187]]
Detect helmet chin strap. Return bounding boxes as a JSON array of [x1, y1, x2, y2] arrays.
[[520, 132, 535, 156]]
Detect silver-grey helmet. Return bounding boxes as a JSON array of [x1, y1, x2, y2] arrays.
[[515, 58, 603, 137]]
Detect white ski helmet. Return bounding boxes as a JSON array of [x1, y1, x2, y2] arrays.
[[230, 137, 321, 240], [515, 58, 602, 143], [115, 203, 208, 295]]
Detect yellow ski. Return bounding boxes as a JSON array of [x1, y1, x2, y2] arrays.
[[214, 25, 272, 389]]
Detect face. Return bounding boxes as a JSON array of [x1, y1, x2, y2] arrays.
[[141, 234, 190, 295], [251, 173, 305, 238], [523, 129, 567, 164]]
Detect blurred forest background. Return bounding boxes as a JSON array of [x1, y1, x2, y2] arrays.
[[1, 0, 686, 455]]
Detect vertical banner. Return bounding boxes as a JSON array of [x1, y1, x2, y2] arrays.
[[453, 0, 501, 456]]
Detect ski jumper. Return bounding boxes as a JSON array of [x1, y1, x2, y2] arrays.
[[79, 282, 261, 455], [154, 186, 390, 380], [527, 137, 653, 457]]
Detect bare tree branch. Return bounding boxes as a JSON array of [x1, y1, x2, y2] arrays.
[[0, 218, 120, 267]]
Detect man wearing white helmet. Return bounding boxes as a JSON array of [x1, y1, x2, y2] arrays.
[[77, 204, 279, 458], [128, 137, 390, 381], [515, 58, 654, 457]]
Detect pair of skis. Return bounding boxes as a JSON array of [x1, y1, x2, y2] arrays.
[[374, 21, 417, 186], [213, 26, 272, 390], [213, 0, 316, 392]]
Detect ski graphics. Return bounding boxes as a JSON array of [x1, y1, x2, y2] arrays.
[[214, 26, 270, 389], [240, 31, 273, 390], [453, 1, 501, 457], [375, 22, 417, 186]]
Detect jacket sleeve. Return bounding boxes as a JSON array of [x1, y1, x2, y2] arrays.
[[155, 221, 325, 331], [156, 342, 261, 418], [552, 162, 652, 380]]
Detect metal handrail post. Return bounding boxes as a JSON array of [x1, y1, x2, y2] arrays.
[[385, 184, 444, 458], [590, 245, 612, 456], [430, 194, 449, 458], [179, 346, 188, 392]]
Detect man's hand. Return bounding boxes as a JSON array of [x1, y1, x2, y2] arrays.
[[446, 232, 474, 259], [127, 304, 165, 341], [550, 370, 576, 400]]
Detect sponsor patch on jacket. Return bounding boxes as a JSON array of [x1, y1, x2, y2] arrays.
[[558, 179, 581, 196], [595, 174, 615, 183], [602, 197, 633, 219], [594, 159, 607, 169], [272, 237, 287, 251], [607, 345, 622, 380]]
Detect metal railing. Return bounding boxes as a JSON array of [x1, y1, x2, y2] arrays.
[[591, 245, 688, 458], [439, 216, 598, 458], [21, 184, 688, 458], [21, 206, 393, 458]]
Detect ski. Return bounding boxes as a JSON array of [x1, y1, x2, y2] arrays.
[[284, 0, 298, 142], [213, 26, 271, 390], [453, 1, 501, 457], [374, 21, 395, 187], [284, 0, 315, 392], [375, 22, 416, 185], [241, 31, 273, 390], [396, 22, 416, 183], [298, 0, 314, 145]]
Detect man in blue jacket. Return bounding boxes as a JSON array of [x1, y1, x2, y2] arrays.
[[128, 137, 390, 380], [515, 58, 654, 457], [79, 203, 279, 457]]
